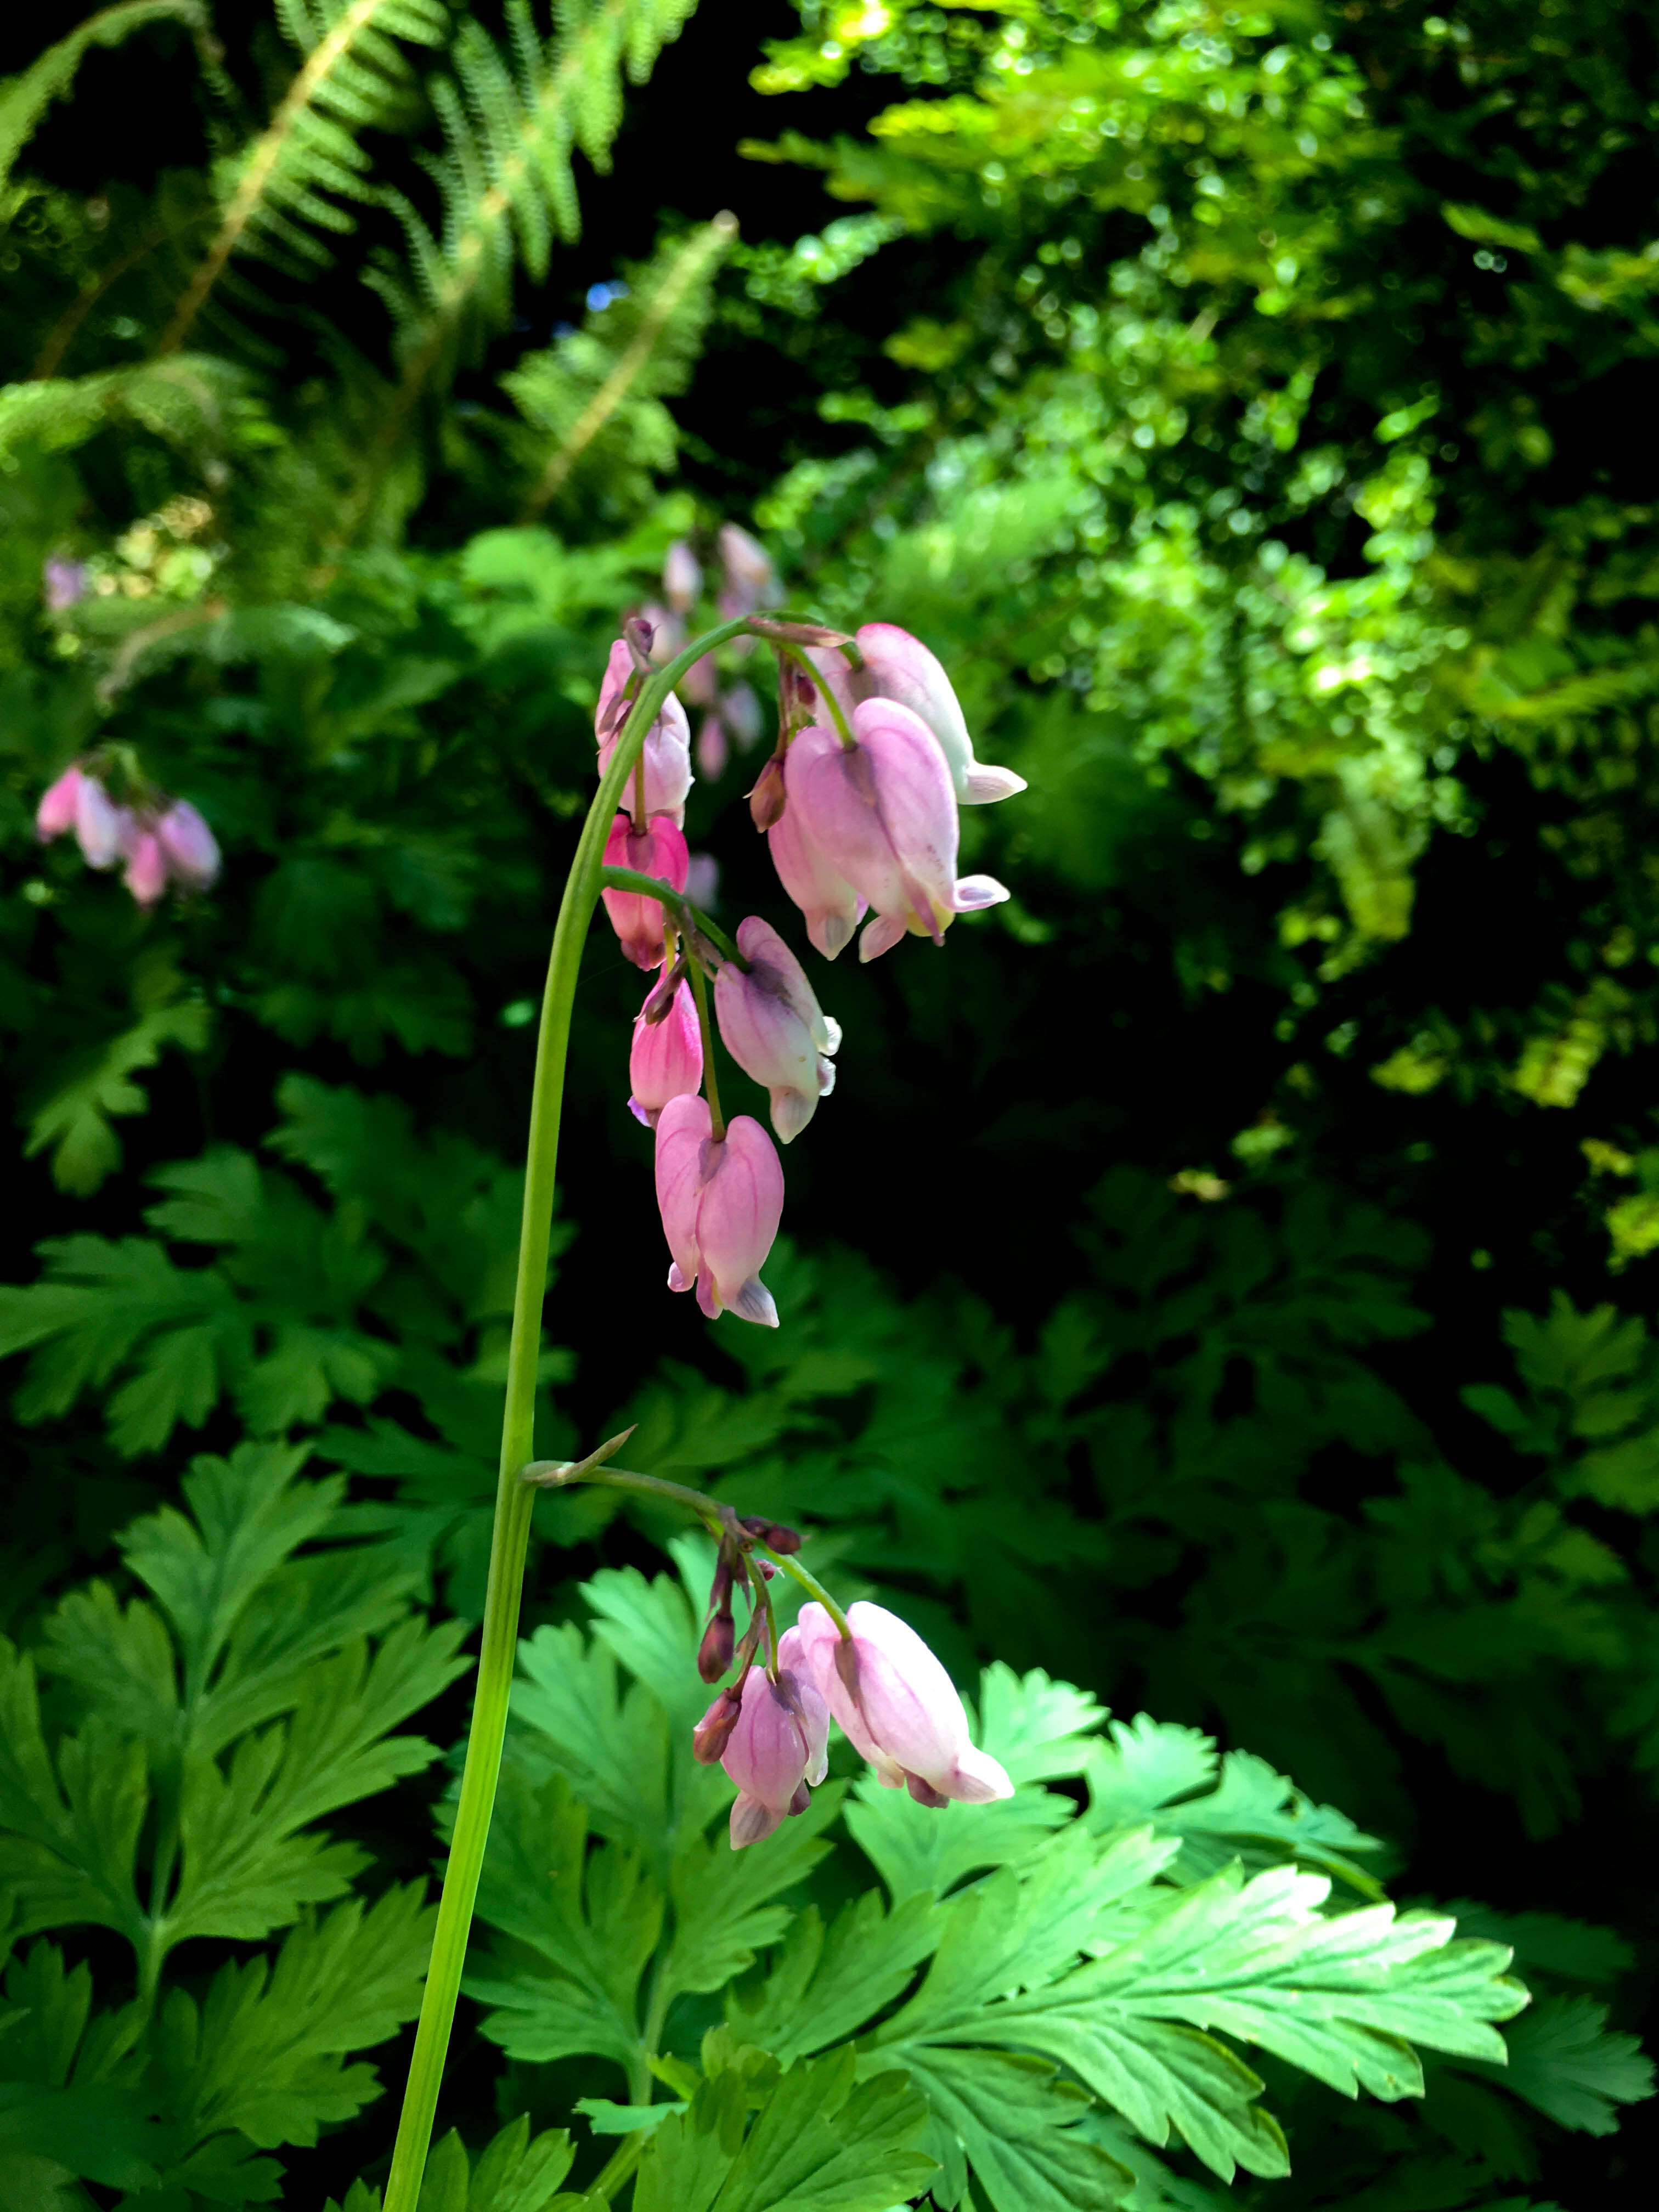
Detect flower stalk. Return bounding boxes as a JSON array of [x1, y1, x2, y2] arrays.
[[381, 613, 755, 2212]]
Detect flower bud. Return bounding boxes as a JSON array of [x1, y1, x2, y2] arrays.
[[628, 974, 702, 1130], [714, 917, 839, 1143], [654, 1094, 784, 1325], [44, 558, 86, 612], [602, 814, 690, 969], [693, 1684, 744, 1764], [748, 754, 787, 834], [697, 1610, 736, 1683], [740, 1515, 802, 1554]]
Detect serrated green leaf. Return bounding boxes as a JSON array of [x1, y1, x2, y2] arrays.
[[151, 1885, 435, 2150], [635, 2047, 934, 2212], [897, 2047, 1132, 2212], [662, 1782, 844, 2006], [726, 1891, 941, 2068], [468, 1768, 662, 2078], [1473, 1995, 1655, 2132]]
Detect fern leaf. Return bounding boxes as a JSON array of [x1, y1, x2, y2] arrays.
[[0, 0, 208, 190], [366, 0, 699, 395], [159, 0, 452, 352], [512, 212, 736, 518]]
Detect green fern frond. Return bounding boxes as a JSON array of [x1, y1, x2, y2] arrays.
[[158, 0, 452, 354], [510, 212, 735, 519], [0, 1, 211, 193], [366, 0, 699, 390]]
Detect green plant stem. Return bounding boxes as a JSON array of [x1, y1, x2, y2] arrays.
[[520, 1458, 857, 1643], [686, 953, 725, 1140], [758, 1539, 854, 1640], [381, 614, 758, 2212], [776, 637, 855, 748], [598, 864, 748, 968]]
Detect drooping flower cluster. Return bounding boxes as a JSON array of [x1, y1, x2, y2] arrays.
[[35, 760, 221, 907], [594, 527, 1024, 1326], [689, 1520, 1013, 1848]]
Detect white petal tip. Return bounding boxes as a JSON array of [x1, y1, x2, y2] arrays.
[[858, 913, 907, 963], [771, 1091, 815, 1144], [952, 874, 1011, 912], [668, 1262, 692, 1293], [962, 764, 1028, 804], [726, 1278, 779, 1327], [816, 1015, 843, 1056], [946, 1748, 1015, 1803]]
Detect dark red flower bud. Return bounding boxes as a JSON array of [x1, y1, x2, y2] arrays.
[[697, 1610, 736, 1683], [740, 1515, 802, 1554], [748, 754, 787, 833], [692, 1685, 743, 1763]]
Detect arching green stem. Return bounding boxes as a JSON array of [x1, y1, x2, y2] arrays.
[[381, 611, 763, 2212]]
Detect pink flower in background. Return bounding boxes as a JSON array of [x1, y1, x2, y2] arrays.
[[155, 800, 221, 890], [786, 704, 1008, 962], [595, 640, 693, 826], [721, 681, 763, 753], [715, 917, 839, 1142], [792, 1600, 1013, 1807], [601, 814, 689, 969], [810, 623, 1025, 805], [769, 734, 866, 958], [684, 852, 720, 911], [43, 559, 87, 612], [663, 540, 702, 613], [35, 765, 85, 840], [121, 826, 168, 907], [628, 975, 703, 1129], [697, 1661, 829, 1847], [74, 775, 131, 870], [716, 523, 778, 624], [696, 712, 728, 781], [37, 765, 221, 903], [654, 1093, 783, 1325]]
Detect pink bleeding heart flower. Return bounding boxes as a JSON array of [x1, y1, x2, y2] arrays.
[[811, 623, 1025, 805], [721, 681, 764, 753], [74, 776, 132, 870], [769, 729, 866, 960], [155, 799, 221, 890], [717, 523, 778, 620], [695, 1661, 830, 1848], [792, 1600, 1013, 1808], [714, 917, 839, 1143], [595, 640, 693, 826], [602, 814, 689, 969], [121, 822, 169, 908], [684, 852, 720, 911], [786, 704, 1009, 962], [628, 974, 703, 1129], [696, 712, 729, 781], [663, 541, 702, 614], [35, 764, 84, 840], [654, 1092, 783, 1325]]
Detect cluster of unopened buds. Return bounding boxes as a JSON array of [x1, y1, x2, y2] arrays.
[[35, 757, 221, 906], [528, 1442, 1013, 1850], [595, 532, 1026, 1327]]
